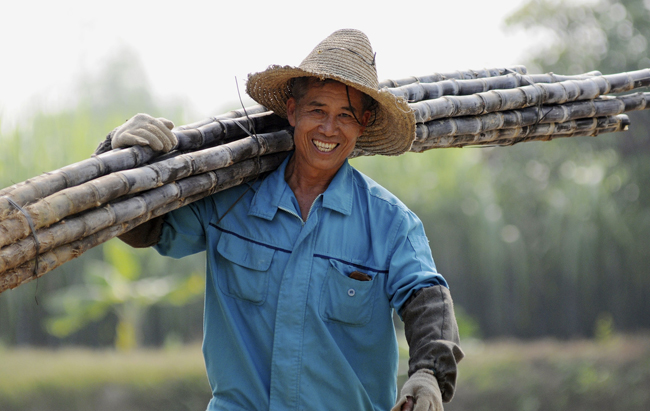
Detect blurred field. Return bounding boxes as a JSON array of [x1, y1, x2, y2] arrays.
[[1, 334, 649, 411], [448, 334, 650, 411], [0, 344, 210, 411]]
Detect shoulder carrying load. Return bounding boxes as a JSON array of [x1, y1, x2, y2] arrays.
[[2, 66, 650, 291]]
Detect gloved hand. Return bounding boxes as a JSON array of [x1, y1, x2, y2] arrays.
[[112, 113, 177, 152], [392, 369, 443, 411]]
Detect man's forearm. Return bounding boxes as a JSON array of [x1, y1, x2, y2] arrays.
[[117, 216, 164, 248], [402, 285, 465, 402]]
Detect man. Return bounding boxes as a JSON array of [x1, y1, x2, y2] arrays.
[[106, 29, 463, 411]]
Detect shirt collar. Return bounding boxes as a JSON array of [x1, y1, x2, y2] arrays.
[[248, 153, 354, 220], [321, 159, 354, 216]]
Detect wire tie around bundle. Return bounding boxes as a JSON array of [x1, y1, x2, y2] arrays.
[[3, 197, 41, 278]]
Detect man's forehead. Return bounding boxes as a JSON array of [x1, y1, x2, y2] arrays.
[[303, 99, 356, 112], [302, 78, 364, 95], [301, 81, 363, 103]]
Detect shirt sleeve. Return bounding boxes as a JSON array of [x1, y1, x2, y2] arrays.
[[154, 199, 210, 259], [385, 208, 448, 317]]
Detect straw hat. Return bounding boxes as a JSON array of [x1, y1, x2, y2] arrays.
[[246, 29, 415, 156]]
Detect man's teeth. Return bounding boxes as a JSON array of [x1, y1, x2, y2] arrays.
[[313, 140, 338, 152]]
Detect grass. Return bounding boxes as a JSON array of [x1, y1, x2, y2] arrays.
[[448, 334, 650, 411], [1, 334, 649, 410], [0, 344, 210, 411]]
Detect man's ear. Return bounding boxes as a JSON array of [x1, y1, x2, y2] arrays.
[[358, 110, 372, 135], [286, 97, 297, 127]]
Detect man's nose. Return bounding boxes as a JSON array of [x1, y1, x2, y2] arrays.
[[318, 115, 338, 136]]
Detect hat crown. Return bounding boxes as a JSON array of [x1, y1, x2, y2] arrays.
[[298, 29, 379, 90]]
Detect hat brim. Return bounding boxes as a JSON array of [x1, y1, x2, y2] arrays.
[[246, 65, 415, 156]]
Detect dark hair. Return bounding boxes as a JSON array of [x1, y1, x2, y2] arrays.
[[290, 77, 377, 115]]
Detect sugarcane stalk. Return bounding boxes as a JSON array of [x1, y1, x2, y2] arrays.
[[0, 107, 270, 199], [378, 66, 529, 88], [411, 115, 629, 151], [3, 78, 647, 225], [176, 104, 270, 130], [0, 112, 636, 283], [0, 110, 287, 221], [0, 146, 154, 220], [0, 130, 294, 249], [482, 124, 627, 147], [410, 69, 650, 123], [2, 110, 630, 276], [449, 122, 627, 148], [0, 152, 288, 292], [172, 110, 287, 152], [388, 71, 605, 102], [0, 153, 289, 275], [4, 68, 649, 220], [176, 71, 592, 140], [3, 67, 650, 276], [415, 92, 650, 140]]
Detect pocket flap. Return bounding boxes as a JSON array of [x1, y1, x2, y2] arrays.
[[217, 232, 275, 271], [320, 260, 378, 326]]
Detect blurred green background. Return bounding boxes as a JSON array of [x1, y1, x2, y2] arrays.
[[1, 0, 650, 410]]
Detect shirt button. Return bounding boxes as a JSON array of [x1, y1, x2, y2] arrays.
[[347, 288, 356, 297]]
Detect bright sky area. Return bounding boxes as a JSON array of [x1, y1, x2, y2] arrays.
[[1, 0, 538, 130]]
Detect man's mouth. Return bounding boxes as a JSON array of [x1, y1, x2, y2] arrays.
[[312, 139, 338, 153]]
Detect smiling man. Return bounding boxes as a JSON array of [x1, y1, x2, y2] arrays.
[[104, 29, 464, 411], [283, 78, 372, 219]]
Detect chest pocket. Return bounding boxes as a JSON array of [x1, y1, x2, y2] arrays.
[[319, 260, 379, 326], [216, 232, 275, 304]]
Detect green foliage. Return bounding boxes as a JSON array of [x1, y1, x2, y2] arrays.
[[594, 312, 615, 343], [105, 239, 141, 281], [502, 0, 650, 336], [506, 0, 650, 75], [455, 305, 482, 340], [0, 346, 210, 411], [358, 0, 645, 339], [45, 241, 204, 351], [447, 335, 650, 411], [0, 47, 206, 348]]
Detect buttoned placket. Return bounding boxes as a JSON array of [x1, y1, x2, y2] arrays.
[[268, 202, 322, 411]]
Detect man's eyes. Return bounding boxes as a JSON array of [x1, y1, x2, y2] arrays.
[[305, 109, 356, 123]]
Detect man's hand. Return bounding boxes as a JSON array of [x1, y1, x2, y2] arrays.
[[392, 369, 443, 411], [112, 113, 177, 152]]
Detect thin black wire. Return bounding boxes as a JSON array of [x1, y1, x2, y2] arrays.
[[4, 196, 40, 304], [344, 85, 377, 127], [216, 78, 264, 225]]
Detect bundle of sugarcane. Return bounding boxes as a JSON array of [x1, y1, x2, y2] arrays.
[[2, 65, 650, 293]]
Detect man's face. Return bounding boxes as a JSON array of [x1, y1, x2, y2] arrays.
[[286, 81, 371, 177]]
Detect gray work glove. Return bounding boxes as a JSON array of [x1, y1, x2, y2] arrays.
[[403, 285, 464, 402], [392, 369, 443, 411], [112, 113, 177, 152]]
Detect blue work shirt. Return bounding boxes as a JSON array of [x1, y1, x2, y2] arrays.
[[155, 153, 447, 411]]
